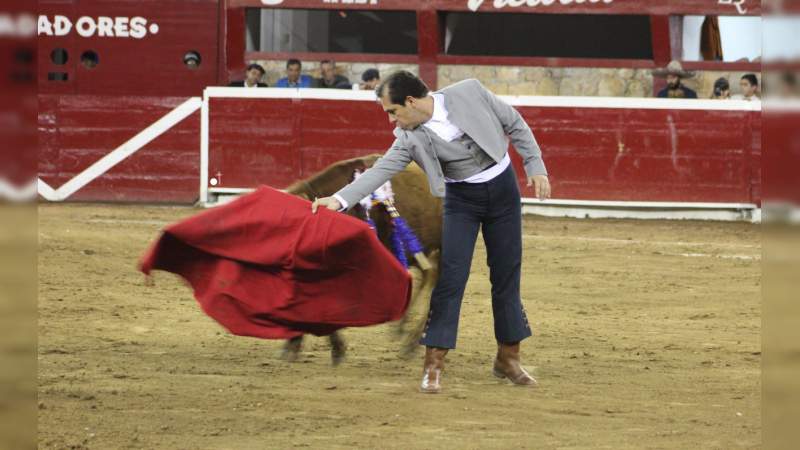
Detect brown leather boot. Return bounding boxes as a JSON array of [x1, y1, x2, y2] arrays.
[[420, 347, 448, 394], [493, 342, 537, 386]]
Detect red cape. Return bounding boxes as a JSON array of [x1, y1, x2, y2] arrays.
[[139, 186, 412, 339]]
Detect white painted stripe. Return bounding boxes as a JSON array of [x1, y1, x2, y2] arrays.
[[522, 204, 758, 222], [521, 197, 757, 210], [204, 87, 760, 111], [37, 179, 57, 201], [503, 95, 761, 111], [762, 98, 800, 112], [522, 234, 759, 249], [200, 94, 210, 205], [208, 187, 255, 194], [0, 178, 37, 202], [205, 86, 378, 101], [41, 97, 202, 201]]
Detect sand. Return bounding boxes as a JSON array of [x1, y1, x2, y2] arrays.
[[38, 203, 760, 449]]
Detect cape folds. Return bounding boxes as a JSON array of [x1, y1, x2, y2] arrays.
[[139, 186, 412, 339]]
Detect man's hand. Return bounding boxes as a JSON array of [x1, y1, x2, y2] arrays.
[[527, 175, 551, 201], [311, 196, 342, 213]]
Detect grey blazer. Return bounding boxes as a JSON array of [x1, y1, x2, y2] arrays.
[[335, 78, 547, 208]]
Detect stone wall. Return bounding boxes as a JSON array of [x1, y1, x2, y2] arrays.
[[438, 65, 760, 99], [246, 59, 759, 98], [247, 59, 418, 88], [438, 65, 653, 97]]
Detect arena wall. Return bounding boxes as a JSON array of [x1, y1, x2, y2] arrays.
[[38, 95, 201, 203], [37, 89, 761, 206], [203, 89, 762, 205]]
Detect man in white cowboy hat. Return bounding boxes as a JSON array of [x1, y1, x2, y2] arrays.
[[653, 60, 698, 99]]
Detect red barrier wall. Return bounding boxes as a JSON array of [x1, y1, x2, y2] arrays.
[[208, 96, 761, 204], [37, 93, 760, 205], [39, 95, 200, 203]]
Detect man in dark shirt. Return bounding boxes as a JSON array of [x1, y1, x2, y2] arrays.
[[654, 60, 698, 99], [314, 60, 350, 89], [229, 64, 268, 88]]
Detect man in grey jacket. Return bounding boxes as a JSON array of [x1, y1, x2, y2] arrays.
[[312, 71, 551, 393]]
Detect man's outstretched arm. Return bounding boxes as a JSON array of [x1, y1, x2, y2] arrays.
[[312, 140, 412, 213]]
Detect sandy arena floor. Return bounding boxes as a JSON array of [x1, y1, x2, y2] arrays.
[[37, 203, 760, 449]]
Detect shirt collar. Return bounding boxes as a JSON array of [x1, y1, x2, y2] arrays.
[[424, 93, 448, 126]]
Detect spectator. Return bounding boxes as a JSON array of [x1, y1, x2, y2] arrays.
[[352, 68, 380, 91], [733, 73, 760, 101], [229, 63, 268, 88], [275, 59, 313, 88], [711, 77, 730, 99], [653, 60, 698, 99], [314, 60, 350, 89]]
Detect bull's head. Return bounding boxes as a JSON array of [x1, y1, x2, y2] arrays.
[[285, 154, 381, 201]]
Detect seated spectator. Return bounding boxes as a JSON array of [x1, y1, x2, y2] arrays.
[[275, 59, 313, 88], [314, 60, 350, 89], [732, 73, 760, 101], [711, 77, 730, 99], [653, 61, 698, 99], [229, 63, 268, 87], [352, 68, 380, 91]]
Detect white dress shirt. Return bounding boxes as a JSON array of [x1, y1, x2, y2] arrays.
[[424, 93, 510, 184], [334, 93, 510, 209]]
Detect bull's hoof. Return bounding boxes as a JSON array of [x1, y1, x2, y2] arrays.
[[329, 333, 347, 367], [279, 336, 303, 362]]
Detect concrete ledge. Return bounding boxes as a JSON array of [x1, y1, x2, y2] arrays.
[[521, 198, 760, 222], [205, 190, 759, 222]]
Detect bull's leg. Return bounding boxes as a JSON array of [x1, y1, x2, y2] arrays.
[[329, 331, 347, 366], [279, 335, 303, 362]]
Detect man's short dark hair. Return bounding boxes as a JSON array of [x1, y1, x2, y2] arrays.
[[246, 63, 265, 75], [320, 59, 334, 67], [713, 77, 729, 91], [361, 68, 380, 82], [741, 73, 759, 87], [286, 59, 301, 69], [376, 71, 429, 105]]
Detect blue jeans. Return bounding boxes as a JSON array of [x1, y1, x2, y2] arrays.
[[420, 164, 531, 349]]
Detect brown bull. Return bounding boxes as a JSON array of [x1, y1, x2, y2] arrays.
[[282, 154, 443, 364]]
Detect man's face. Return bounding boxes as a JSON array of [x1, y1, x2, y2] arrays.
[[321, 63, 335, 82], [364, 78, 380, 90], [666, 74, 680, 89], [380, 90, 427, 131], [286, 64, 301, 82], [740, 78, 757, 97], [246, 68, 262, 85]]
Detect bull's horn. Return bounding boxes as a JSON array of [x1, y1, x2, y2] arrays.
[[413, 252, 432, 271]]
